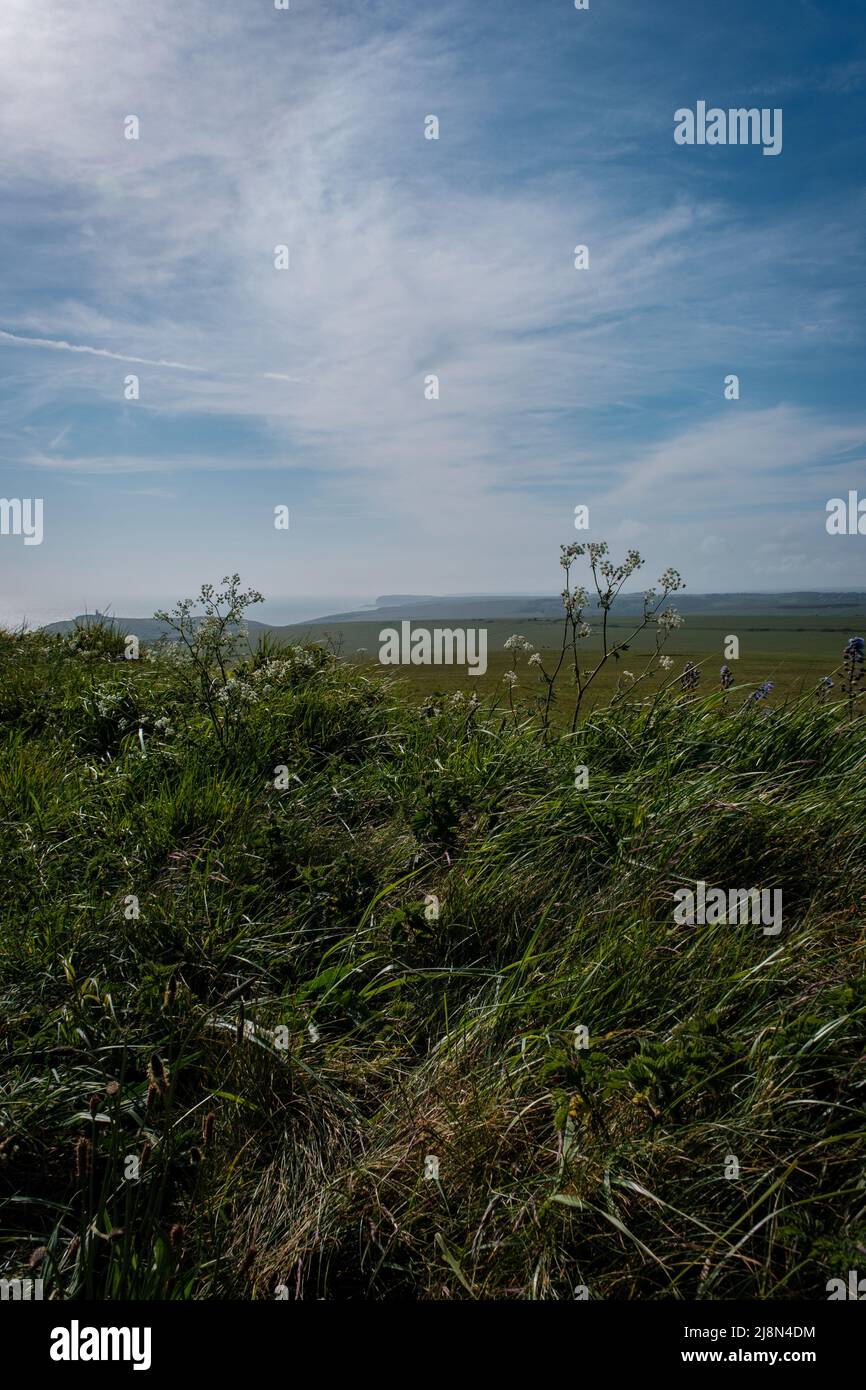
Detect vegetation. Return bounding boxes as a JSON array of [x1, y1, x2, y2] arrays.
[[331, 613, 862, 708], [0, 563, 864, 1300]]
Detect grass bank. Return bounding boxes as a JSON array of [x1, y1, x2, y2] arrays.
[[0, 617, 864, 1299]]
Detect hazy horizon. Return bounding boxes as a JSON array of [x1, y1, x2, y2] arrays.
[[8, 584, 866, 637]]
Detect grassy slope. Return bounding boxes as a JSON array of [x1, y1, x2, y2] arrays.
[[0, 626, 864, 1300]]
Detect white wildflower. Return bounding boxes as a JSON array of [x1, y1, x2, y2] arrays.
[[657, 606, 684, 631], [658, 567, 684, 593]]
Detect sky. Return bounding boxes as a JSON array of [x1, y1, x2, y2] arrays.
[[1, 0, 865, 625]]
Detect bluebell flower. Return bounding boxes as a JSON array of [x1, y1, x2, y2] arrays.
[[842, 636, 865, 708], [748, 680, 774, 703], [720, 664, 734, 690], [680, 661, 700, 692], [816, 674, 834, 702]]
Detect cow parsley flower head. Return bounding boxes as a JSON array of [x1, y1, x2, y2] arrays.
[[502, 670, 518, 687], [658, 606, 684, 632], [216, 677, 258, 706], [658, 567, 684, 593], [559, 542, 585, 568]]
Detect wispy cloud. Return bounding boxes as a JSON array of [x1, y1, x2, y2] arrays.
[[0, 329, 307, 383], [0, 328, 204, 372], [47, 423, 71, 449], [0, 0, 864, 608]]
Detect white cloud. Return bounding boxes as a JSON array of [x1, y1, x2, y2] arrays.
[[0, 0, 864, 607], [0, 328, 204, 372]]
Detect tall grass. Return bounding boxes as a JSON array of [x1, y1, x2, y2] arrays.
[[0, 612, 864, 1300]]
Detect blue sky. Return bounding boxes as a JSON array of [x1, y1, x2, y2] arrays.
[[1, 0, 865, 624]]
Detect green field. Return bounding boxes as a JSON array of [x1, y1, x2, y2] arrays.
[[299, 608, 865, 708]]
